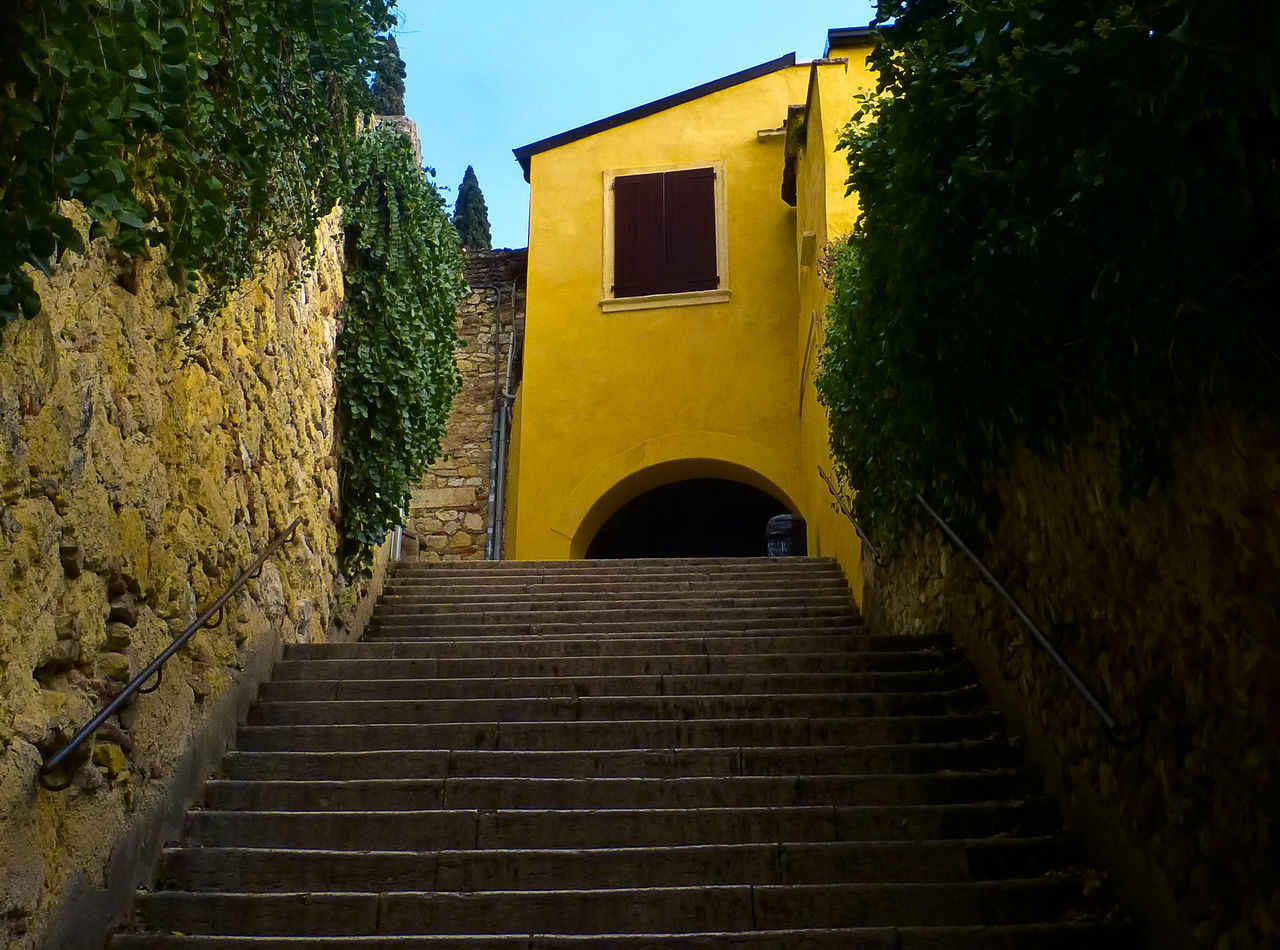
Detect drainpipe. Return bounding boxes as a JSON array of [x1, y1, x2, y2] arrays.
[[491, 289, 519, 558], [474, 283, 503, 560]]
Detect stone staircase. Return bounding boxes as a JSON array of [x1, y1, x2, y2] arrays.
[[111, 557, 1130, 948]]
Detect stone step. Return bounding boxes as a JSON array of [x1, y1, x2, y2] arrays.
[[246, 689, 989, 727], [282, 639, 956, 663], [371, 605, 856, 626], [392, 556, 839, 572], [376, 591, 849, 606], [365, 617, 860, 636], [384, 579, 853, 597], [272, 652, 958, 681], [110, 921, 1137, 949], [235, 712, 1005, 752], [387, 568, 848, 586], [202, 770, 1031, 811], [221, 739, 1022, 781], [130, 877, 1089, 936], [157, 836, 1075, 892], [184, 801, 1055, 850], [260, 669, 975, 702]]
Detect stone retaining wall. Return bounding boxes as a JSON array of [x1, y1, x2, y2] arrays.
[[0, 206, 378, 949], [863, 412, 1280, 950], [406, 248, 526, 560]]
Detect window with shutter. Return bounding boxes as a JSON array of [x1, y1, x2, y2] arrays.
[[605, 163, 728, 309]]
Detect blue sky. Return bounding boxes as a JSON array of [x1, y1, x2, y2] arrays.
[[394, 1, 878, 249]]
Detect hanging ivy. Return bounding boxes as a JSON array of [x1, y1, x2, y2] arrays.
[[817, 0, 1280, 546], [337, 124, 465, 572], [0, 0, 394, 323]]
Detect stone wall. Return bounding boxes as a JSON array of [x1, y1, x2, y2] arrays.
[[0, 205, 378, 948], [863, 412, 1280, 950], [406, 249, 526, 560]]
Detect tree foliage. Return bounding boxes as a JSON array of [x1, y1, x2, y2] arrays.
[[0, 0, 395, 323], [452, 165, 492, 250], [338, 125, 465, 572], [371, 34, 406, 116], [817, 0, 1280, 545]]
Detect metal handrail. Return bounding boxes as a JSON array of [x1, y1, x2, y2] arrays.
[[818, 466, 886, 566], [38, 516, 303, 791], [913, 494, 1142, 746]]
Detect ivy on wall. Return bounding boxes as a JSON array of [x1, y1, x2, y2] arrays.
[[3, 0, 467, 566], [0, 0, 393, 323], [817, 0, 1280, 545], [338, 125, 465, 571]]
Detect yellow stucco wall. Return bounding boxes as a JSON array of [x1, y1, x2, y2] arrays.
[[794, 47, 879, 600], [508, 45, 878, 602]]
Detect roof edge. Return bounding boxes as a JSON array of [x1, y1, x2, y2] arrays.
[[825, 26, 878, 53], [512, 52, 799, 182]]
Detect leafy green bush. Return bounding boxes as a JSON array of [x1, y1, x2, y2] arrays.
[[338, 125, 465, 571], [817, 0, 1280, 545], [0, 0, 395, 323]]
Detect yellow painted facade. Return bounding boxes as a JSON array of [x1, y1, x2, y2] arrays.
[[507, 37, 877, 599]]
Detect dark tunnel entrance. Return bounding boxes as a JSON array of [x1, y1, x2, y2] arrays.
[[585, 478, 790, 559]]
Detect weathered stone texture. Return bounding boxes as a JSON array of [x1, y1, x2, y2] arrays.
[[863, 413, 1280, 950], [0, 206, 372, 947], [407, 249, 525, 561]]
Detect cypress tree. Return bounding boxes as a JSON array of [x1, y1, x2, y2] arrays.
[[453, 165, 492, 250], [372, 36, 406, 115]]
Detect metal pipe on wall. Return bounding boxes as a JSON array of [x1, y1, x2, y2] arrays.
[[491, 295, 519, 558], [474, 283, 503, 560]]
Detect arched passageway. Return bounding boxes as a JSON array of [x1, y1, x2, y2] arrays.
[[585, 478, 789, 559]]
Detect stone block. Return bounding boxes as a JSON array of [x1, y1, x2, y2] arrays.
[[98, 652, 131, 682], [412, 487, 478, 510]]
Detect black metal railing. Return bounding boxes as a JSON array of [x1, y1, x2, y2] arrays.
[[818, 466, 885, 566], [912, 494, 1139, 744], [820, 466, 1139, 745], [38, 516, 303, 791]]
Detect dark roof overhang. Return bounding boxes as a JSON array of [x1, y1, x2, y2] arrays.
[[825, 26, 877, 53]]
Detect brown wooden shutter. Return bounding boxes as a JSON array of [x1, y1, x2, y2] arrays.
[[613, 173, 665, 297], [663, 167, 719, 292]]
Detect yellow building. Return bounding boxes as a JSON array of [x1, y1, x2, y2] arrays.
[[507, 28, 877, 600]]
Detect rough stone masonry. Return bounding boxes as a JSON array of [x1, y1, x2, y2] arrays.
[[406, 249, 526, 560]]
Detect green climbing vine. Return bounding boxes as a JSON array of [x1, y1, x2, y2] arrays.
[[337, 125, 465, 572], [0, 0, 394, 323], [817, 0, 1280, 546]]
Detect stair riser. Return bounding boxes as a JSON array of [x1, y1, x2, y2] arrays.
[[109, 923, 1138, 949], [184, 802, 1056, 851], [388, 572, 850, 588], [235, 713, 1005, 752], [378, 594, 853, 610], [221, 741, 1021, 781], [132, 878, 1085, 936], [246, 691, 989, 726], [203, 771, 1030, 811], [365, 618, 860, 635], [272, 654, 957, 680], [260, 669, 975, 701], [283, 641, 959, 665], [158, 837, 1073, 893], [382, 583, 853, 599], [281, 638, 942, 664], [392, 557, 839, 572]]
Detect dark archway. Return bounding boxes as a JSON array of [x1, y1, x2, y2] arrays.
[[585, 478, 789, 558]]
